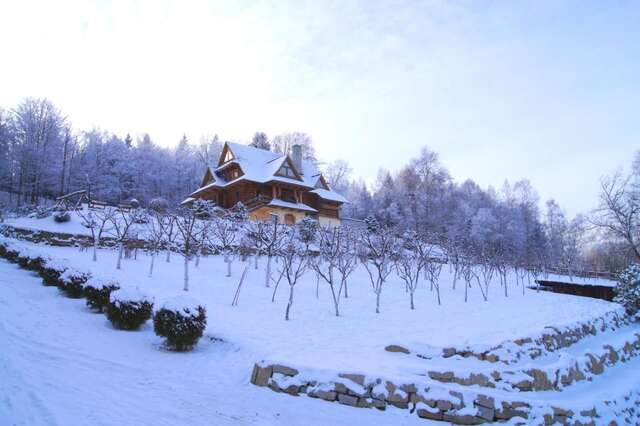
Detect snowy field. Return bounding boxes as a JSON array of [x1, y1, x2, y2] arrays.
[[0, 259, 432, 426], [4, 240, 619, 378]]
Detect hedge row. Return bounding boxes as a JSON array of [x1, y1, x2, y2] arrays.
[[0, 237, 207, 351]]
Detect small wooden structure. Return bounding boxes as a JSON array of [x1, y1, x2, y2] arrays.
[[54, 190, 90, 211], [535, 279, 616, 301]]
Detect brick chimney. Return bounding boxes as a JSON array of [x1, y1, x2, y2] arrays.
[[291, 144, 303, 175]]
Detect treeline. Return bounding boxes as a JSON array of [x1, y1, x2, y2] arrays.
[[0, 97, 636, 272]]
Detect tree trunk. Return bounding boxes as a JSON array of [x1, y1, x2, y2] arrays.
[[116, 243, 123, 270], [265, 255, 272, 287], [285, 284, 295, 321], [329, 284, 340, 316], [195, 253, 200, 268], [226, 255, 232, 277], [316, 274, 320, 299], [148, 251, 155, 278], [92, 236, 98, 262], [183, 255, 189, 291], [166, 249, 171, 263], [375, 288, 381, 314], [409, 290, 415, 310], [254, 254, 259, 270]]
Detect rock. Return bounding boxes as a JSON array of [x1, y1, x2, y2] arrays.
[[443, 347, 457, 358], [586, 354, 604, 375], [252, 364, 272, 386], [467, 373, 491, 387], [417, 407, 443, 420], [475, 395, 495, 409], [339, 373, 365, 386], [282, 384, 300, 396], [528, 368, 554, 391], [442, 412, 484, 425], [337, 393, 359, 407], [309, 390, 337, 401], [428, 371, 455, 382], [436, 400, 452, 411], [400, 383, 417, 393], [580, 408, 597, 417], [385, 344, 410, 354], [513, 379, 533, 391], [552, 406, 573, 417], [484, 353, 499, 363], [272, 364, 299, 377], [476, 405, 495, 422]]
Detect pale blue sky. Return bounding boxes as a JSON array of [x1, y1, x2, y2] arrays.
[[1, 1, 638, 215]]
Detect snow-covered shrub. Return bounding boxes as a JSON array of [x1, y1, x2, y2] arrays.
[[614, 264, 640, 316], [83, 277, 121, 312], [16, 248, 47, 272], [3, 245, 21, 262], [58, 268, 91, 298], [131, 208, 149, 224], [149, 197, 169, 214], [129, 198, 140, 209], [53, 210, 71, 223], [153, 296, 207, 351], [107, 288, 154, 330], [40, 259, 68, 287]]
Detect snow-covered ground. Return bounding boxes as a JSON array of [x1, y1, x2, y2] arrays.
[[3, 240, 620, 378], [0, 259, 432, 426]]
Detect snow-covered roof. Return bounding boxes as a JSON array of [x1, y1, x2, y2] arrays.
[[309, 188, 349, 204], [192, 142, 348, 203], [268, 199, 318, 213]]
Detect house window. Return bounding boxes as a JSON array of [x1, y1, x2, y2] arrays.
[[223, 149, 234, 163], [280, 188, 296, 202], [284, 214, 295, 225], [279, 163, 296, 178]]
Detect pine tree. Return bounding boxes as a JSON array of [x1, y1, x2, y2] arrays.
[[614, 264, 640, 315]]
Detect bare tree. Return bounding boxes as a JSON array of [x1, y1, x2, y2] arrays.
[[394, 230, 428, 310], [591, 170, 640, 262], [358, 222, 398, 314], [174, 200, 212, 291], [76, 205, 115, 262], [277, 229, 309, 321], [109, 209, 137, 270]]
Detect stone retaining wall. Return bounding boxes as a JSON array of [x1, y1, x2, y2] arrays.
[[398, 310, 630, 365], [250, 362, 607, 425], [425, 331, 640, 392]]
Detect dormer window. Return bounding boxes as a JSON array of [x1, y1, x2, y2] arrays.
[[279, 163, 296, 178], [223, 149, 234, 163]]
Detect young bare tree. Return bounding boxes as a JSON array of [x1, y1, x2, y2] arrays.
[[76, 205, 115, 262], [310, 226, 353, 316], [174, 200, 212, 291], [358, 218, 398, 314], [210, 214, 238, 277], [146, 211, 173, 277], [277, 228, 309, 321], [109, 208, 137, 270], [394, 230, 428, 310], [259, 214, 287, 287]]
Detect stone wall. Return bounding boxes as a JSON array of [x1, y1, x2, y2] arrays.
[[250, 362, 604, 425]]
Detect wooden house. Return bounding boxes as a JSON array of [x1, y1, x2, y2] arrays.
[[185, 142, 348, 226]]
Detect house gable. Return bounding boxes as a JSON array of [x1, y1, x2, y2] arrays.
[[217, 143, 236, 167], [274, 157, 304, 181], [314, 175, 330, 190], [201, 167, 215, 187]]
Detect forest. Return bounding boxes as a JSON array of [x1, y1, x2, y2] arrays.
[[0, 97, 637, 274]]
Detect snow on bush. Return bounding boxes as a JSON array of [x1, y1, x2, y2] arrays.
[[83, 277, 121, 312], [53, 210, 71, 223], [614, 264, 640, 316], [59, 268, 92, 298], [40, 258, 69, 287], [107, 287, 154, 330], [153, 296, 207, 351]]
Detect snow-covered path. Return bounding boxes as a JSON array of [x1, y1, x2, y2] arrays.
[[0, 260, 428, 426]]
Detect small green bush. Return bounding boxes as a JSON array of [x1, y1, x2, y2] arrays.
[[53, 211, 71, 223], [106, 288, 153, 330], [59, 269, 91, 298], [40, 260, 68, 287], [83, 278, 120, 312], [153, 297, 207, 351]]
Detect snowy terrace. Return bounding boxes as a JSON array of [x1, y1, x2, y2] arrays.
[[6, 238, 621, 380]]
